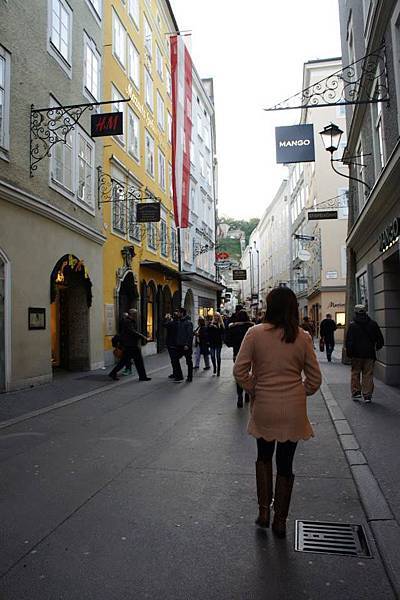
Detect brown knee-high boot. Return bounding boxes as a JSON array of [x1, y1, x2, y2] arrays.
[[255, 460, 273, 527], [272, 473, 295, 538]]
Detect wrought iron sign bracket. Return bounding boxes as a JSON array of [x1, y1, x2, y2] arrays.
[[97, 168, 161, 209], [264, 44, 389, 112], [30, 97, 130, 176]]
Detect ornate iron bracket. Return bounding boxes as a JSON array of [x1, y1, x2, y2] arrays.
[[30, 98, 130, 176], [264, 44, 389, 111], [97, 168, 161, 208]]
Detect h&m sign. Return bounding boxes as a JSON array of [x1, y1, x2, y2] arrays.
[[379, 217, 400, 252], [275, 124, 315, 164], [91, 112, 123, 137]]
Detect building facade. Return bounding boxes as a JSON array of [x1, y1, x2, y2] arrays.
[[102, 0, 180, 363], [338, 0, 400, 384], [288, 58, 348, 341], [180, 74, 221, 319], [0, 0, 105, 391]]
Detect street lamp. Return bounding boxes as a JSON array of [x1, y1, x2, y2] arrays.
[[319, 123, 344, 155]]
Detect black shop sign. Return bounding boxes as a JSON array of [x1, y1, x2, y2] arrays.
[[136, 202, 161, 223], [275, 124, 315, 164], [232, 269, 247, 280], [379, 217, 400, 252]]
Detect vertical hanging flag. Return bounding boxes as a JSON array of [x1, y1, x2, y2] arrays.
[[171, 34, 192, 229]]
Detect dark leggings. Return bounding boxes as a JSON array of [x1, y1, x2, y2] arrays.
[[257, 438, 297, 476]]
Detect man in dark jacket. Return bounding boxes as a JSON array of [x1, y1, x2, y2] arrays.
[[225, 309, 254, 407], [163, 312, 179, 379], [172, 308, 194, 383], [320, 313, 337, 362], [109, 309, 151, 382], [345, 304, 384, 403]]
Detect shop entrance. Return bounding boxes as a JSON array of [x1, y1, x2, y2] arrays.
[[118, 272, 139, 332], [50, 255, 92, 371], [0, 256, 5, 391]]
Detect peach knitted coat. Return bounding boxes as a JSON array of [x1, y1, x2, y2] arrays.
[[233, 323, 322, 442]]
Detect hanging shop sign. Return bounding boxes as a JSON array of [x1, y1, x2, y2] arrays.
[[215, 260, 232, 269], [275, 124, 315, 164], [136, 203, 161, 223], [232, 269, 247, 280], [297, 278, 308, 284], [308, 210, 338, 221], [294, 234, 315, 241], [216, 251, 230, 260], [378, 217, 400, 252], [91, 112, 123, 137]]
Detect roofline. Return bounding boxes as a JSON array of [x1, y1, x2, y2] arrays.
[[304, 56, 342, 65], [165, 0, 179, 33]]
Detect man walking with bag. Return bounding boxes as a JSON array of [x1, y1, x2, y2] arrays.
[[345, 304, 384, 403], [109, 309, 151, 382], [319, 313, 337, 362]]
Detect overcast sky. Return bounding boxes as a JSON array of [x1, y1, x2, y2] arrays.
[[170, 0, 342, 220]]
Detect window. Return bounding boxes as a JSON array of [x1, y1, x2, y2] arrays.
[[158, 149, 165, 190], [166, 69, 172, 96], [128, 0, 139, 28], [335, 312, 346, 327], [157, 92, 164, 130], [145, 130, 154, 177], [0, 46, 10, 154], [357, 271, 369, 310], [200, 153, 205, 177], [87, 0, 101, 19], [112, 9, 126, 67], [146, 285, 155, 338], [52, 130, 73, 191], [171, 225, 178, 263], [371, 86, 385, 174], [147, 220, 156, 250], [197, 113, 203, 137], [112, 85, 125, 145], [128, 183, 141, 242], [206, 163, 212, 186], [77, 132, 94, 208], [144, 15, 152, 60], [128, 39, 140, 89], [355, 139, 367, 212], [49, 0, 72, 68], [156, 44, 163, 79], [167, 112, 172, 143], [204, 126, 210, 149], [144, 68, 153, 111], [190, 184, 197, 214], [128, 108, 140, 160], [160, 212, 168, 256], [184, 229, 191, 263], [168, 163, 173, 197], [84, 35, 100, 100], [112, 174, 126, 235], [338, 188, 349, 219]]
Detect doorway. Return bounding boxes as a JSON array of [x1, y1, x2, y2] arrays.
[[50, 255, 92, 371], [118, 272, 139, 332]]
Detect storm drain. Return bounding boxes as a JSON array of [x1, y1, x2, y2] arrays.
[[295, 521, 372, 558]]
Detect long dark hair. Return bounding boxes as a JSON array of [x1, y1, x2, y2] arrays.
[[264, 287, 299, 343]]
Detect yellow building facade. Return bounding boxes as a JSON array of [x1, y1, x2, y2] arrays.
[[102, 0, 180, 361]]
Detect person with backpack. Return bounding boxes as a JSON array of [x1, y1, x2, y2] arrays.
[[225, 309, 254, 407], [345, 304, 384, 403]]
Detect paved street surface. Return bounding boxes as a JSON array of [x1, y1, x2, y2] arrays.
[[0, 349, 398, 600]]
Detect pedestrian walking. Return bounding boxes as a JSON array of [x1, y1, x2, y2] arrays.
[[225, 309, 254, 407], [319, 313, 337, 362], [345, 304, 384, 403], [109, 309, 151, 381], [233, 287, 322, 537], [300, 316, 315, 348], [193, 317, 211, 370], [171, 307, 194, 383], [163, 312, 179, 379], [228, 304, 244, 325], [208, 312, 225, 376]]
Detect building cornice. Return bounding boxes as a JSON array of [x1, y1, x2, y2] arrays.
[[0, 179, 106, 245]]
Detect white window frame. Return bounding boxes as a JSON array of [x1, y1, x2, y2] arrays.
[[160, 209, 168, 257], [128, 0, 140, 29], [144, 15, 152, 60], [166, 69, 172, 96], [83, 33, 101, 101], [48, 0, 73, 77], [168, 162, 173, 198], [145, 129, 155, 178], [371, 75, 385, 177], [156, 44, 163, 79], [128, 179, 141, 243], [86, 0, 102, 22], [167, 112, 172, 144], [0, 45, 11, 159], [112, 84, 125, 146], [144, 68, 153, 112], [76, 129, 95, 212], [112, 8, 126, 69], [128, 107, 140, 162], [158, 148, 166, 190], [127, 38, 140, 90], [111, 168, 127, 238], [157, 91, 164, 131]]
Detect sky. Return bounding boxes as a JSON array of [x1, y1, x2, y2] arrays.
[[170, 0, 342, 220]]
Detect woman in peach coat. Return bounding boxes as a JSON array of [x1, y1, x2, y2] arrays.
[[233, 287, 321, 537]]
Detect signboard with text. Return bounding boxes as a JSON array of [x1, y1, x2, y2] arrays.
[[275, 124, 315, 164], [91, 112, 123, 137], [232, 269, 247, 280], [136, 203, 161, 223], [308, 210, 338, 221]]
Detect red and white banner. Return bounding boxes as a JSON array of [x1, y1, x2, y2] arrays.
[[171, 35, 192, 229]]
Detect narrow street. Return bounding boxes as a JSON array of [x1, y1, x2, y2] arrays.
[[0, 351, 396, 600]]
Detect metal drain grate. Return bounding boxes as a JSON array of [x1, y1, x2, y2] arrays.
[[295, 521, 372, 558]]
